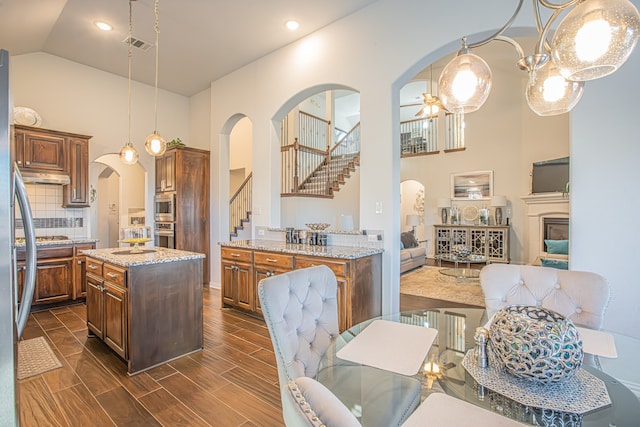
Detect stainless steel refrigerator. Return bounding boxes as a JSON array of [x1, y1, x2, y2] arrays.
[[0, 49, 37, 426]]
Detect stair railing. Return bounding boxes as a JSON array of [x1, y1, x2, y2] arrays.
[[229, 172, 252, 236]]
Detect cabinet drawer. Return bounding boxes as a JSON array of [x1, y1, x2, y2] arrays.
[[254, 251, 293, 269], [86, 258, 103, 276], [295, 256, 349, 278], [103, 264, 127, 287], [221, 247, 253, 263], [74, 243, 95, 255]]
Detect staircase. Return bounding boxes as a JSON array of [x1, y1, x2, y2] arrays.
[[230, 211, 252, 240], [297, 153, 360, 196]]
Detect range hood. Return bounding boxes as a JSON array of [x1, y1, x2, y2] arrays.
[[20, 170, 71, 185]]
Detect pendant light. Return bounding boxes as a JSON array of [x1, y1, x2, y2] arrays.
[[120, 0, 139, 165], [526, 62, 584, 116], [415, 65, 447, 118], [438, 37, 492, 114], [144, 0, 167, 157], [552, 0, 640, 81]]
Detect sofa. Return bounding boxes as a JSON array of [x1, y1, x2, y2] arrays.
[[400, 231, 426, 274]]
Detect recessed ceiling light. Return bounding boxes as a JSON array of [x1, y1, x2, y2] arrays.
[[95, 21, 113, 31], [285, 20, 299, 31]]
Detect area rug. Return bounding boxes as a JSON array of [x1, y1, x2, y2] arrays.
[[17, 336, 62, 380], [400, 266, 486, 307]]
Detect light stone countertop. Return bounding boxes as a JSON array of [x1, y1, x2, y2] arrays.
[[15, 237, 100, 248], [81, 247, 205, 267], [219, 239, 383, 259]]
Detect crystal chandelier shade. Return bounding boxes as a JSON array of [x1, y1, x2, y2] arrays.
[[552, 0, 640, 81], [526, 62, 585, 116]]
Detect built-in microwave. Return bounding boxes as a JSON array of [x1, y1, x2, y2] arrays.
[[154, 193, 175, 222]]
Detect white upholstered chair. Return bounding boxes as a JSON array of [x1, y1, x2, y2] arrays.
[[258, 265, 421, 427], [480, 264, 611, 330], [286, 376, 526, 427]]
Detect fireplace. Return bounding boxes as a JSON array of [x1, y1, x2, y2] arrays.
[[543, 218, 569, 251], [520, 193, 570, 264]]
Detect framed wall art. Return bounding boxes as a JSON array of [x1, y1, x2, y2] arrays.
[[451, 171, 493, 200]]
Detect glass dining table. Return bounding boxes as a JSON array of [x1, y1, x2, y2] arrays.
[[317, 307, 640, 426]]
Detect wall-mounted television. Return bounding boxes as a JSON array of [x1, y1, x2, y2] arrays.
[[531, 156, 569, 194]]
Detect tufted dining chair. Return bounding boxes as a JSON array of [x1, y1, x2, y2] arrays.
[[259, 265, 422, 427], [480, 264, 611, 330]]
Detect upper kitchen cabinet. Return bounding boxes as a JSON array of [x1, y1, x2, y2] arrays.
[[15, 125, 66, 172], [14, 125, 92, 208], [155, 150, 176, 193], [63, 137, 90, 207]]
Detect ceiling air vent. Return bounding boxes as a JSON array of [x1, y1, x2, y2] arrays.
[[122, 36, 153, 52]]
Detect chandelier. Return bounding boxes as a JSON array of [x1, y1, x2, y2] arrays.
[[437, 0, 640, 116]]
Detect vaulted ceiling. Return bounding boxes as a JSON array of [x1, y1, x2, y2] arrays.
[[0, 0, 379, 97]]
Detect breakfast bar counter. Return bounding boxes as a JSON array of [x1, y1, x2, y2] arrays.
[[219, 239, 383, 331], [82, 247, 204, 375]]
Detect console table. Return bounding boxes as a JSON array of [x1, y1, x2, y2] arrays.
[[434, 225, 510, 263]]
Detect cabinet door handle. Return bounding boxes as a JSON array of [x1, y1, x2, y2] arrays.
[[77, 260, 83, 265], [231, 253, 240, 258], [17, 160, 22, 165], [89, 265, 98, 270], [266, 258, 278, 263], [106, 272, 117, 279], [73, 189, 76, 200], [25, 161, 31, 166]]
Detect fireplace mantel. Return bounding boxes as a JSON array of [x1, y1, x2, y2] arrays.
[[521, 192, 569, 205], [520, 193, 570, 264]]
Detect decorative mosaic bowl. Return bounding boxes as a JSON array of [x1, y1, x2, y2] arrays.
[[488, 305, 584, 384], [452, 245, 472, 258], [305, 223, 330, 231]]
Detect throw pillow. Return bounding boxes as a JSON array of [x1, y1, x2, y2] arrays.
[[400, 231, 418, 249], [545, 239, 569, 255], [541, 258, 569, 270], [400, 240, 405, 250]]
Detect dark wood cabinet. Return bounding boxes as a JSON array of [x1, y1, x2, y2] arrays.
[[221, 247, 381, 332], [14, 125, 92, 207], [17, 243, 95, 307], [85, 254, 203, 374], [63, 138, 90, 207], [14, 126, 66, 172], [86, 258, 128, 359], [155, 147, 210, 284], [155, 150, 176, 193], [73, 243, 95, 299]]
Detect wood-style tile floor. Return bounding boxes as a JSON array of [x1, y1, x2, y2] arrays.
[[18, 287, 283, 426], [18, 280, 456, 426]]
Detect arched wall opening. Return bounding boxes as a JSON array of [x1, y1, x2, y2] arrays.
[[90, 154, 147, 249]]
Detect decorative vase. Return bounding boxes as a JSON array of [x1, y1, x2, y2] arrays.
[[495, 207, 503, 225], [441, 208, 448, 225], [488, 305, 584, 384]]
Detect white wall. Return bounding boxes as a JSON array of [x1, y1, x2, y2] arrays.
[[230, 117, 253, 173], [10, 52, 190, 231], [571, 38, 640, 338], [208, 0, 640, 337]]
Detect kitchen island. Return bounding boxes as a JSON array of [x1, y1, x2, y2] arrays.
[[219, 240, 383, 331], [82, 247, 205, 375]]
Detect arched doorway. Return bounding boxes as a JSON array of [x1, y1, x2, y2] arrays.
[[90, 154, 146, 249], [229, 116, 253, 240]]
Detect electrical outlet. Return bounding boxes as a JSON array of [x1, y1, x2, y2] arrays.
[[368, 234, 379, 242], [258, 229, 265, 236], [375, 202, 383, 214]]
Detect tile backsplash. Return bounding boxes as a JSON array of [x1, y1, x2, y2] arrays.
[[14, 183, 87, 239]]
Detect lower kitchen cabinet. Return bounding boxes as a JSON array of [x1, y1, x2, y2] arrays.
[[220, 246, 381, 331], [86, 258, 128, 359], [84, 251, 203, 375], [17, 242, 96, 307]]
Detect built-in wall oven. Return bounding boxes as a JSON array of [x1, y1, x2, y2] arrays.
[[154, 222, 175, 249], [154, 193, 176, 222]]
